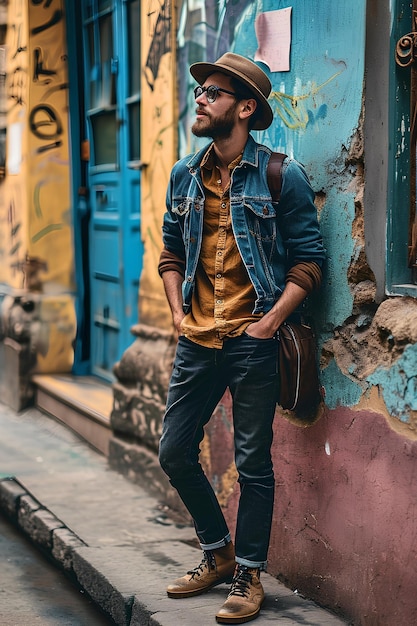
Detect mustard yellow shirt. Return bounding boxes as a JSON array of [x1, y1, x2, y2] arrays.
[[181, 146, 262, 348]]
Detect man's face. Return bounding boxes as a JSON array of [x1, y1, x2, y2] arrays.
[[192, 72, 240, 140]]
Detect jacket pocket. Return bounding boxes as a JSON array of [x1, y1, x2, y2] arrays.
[[244, 200, 277, 241], [172, 198, 193, 216]]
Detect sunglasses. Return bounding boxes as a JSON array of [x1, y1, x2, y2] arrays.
[[193, 84, 238, 103]]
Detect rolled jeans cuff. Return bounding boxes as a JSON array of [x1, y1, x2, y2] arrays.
[[200, 533, 232, 551], [236, 556, 267, 571]]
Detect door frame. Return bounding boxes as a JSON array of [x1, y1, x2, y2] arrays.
[[65, 0, 91, 375]]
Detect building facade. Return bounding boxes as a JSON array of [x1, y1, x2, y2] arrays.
[[0, 1, 417, 623]]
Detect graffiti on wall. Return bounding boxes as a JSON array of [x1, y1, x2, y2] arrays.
[[1, 0, 27, 285], [1, 0, 68, 286], [27, 0, 75, 371], [176, 0, 347, 158], [144, 0, 171, 91], [27, 0, 71, 290], [0, 1, 75, 373]]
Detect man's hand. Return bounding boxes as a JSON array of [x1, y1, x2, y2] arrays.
[[246, 281, 309, 339], [162, 270, 185, 340], [245, 319, 276, 339], [172, 311, 185, 339]]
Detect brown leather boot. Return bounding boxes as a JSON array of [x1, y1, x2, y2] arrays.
[[215, 565, 264, 624], [167, 542, 235, 598]]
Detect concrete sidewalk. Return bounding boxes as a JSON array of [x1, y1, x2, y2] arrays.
[[0, 404, 349, 626]]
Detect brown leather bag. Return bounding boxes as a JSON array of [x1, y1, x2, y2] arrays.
[[278, 321, 321, 419], [267, 152, 322, 420]]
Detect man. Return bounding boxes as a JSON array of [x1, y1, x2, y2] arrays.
[[158, 52, 325, 624]]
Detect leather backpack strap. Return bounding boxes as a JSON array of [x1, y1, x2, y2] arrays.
[[267, 152, 287, 202]]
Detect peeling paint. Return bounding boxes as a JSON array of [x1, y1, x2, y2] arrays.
[[368, 344, 417, 423], [321, 358, 362, 409]]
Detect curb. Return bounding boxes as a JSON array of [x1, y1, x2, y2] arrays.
[[0, 476, 222, 626], [0, 476, 86, 561], [0, 476, 124, 624]]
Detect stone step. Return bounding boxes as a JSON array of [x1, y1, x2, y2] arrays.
[[32, 374, 113, 456]]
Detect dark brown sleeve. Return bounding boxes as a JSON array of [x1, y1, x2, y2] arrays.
[[285, 261, 322, 295], [158, 246, 185, 278]]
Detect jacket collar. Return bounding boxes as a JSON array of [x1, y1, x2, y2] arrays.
[[186, 134, 259, 171]]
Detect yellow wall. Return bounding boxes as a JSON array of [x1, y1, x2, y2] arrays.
[[27, 0, 73, 292], [0, 0, 75, 373], [139, 1, 176, 330], [0, 0, 29, 289]]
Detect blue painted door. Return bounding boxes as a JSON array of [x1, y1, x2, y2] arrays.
[[81, 0, 141, 379]]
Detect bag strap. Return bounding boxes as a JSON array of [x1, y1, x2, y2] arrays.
[[266, 152, 287, 202]]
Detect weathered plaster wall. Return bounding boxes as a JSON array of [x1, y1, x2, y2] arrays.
[[27, 0, 73, 293], [0, 1, 75, 409], [1, 0, 73, 294], [219, 405, 417, 625]]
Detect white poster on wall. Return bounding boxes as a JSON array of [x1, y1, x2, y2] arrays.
[[254, 7, 292, 72], [7, 122, 23, 175]]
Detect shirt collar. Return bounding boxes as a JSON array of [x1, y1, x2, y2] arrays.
[[200, 144, 243, 172]]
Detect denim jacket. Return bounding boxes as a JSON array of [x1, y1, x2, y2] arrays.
[[162, 135, 325, 315]]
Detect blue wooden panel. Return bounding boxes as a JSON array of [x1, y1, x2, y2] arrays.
[[74, 0, 142, 380], [92, 279, 123, 375], [92, 226, 120, 280]]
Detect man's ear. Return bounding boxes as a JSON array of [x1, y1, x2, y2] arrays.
[[239, 98, 257, 123]]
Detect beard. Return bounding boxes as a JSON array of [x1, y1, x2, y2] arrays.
[[192, 102, 238, 140]]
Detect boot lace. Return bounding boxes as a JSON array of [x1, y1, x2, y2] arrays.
[[187, 550, 216, 579], [228, 566, 254, 598]]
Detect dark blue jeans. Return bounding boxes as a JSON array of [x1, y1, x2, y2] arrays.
[[159, 333, 279, 569]]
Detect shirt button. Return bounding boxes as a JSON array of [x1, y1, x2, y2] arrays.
[[221, 202, 226, 208], [216, 273, 222, 278], [216, 299, 223, 304]]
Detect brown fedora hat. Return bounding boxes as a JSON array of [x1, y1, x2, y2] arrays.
[[190, 52, 273, 130]]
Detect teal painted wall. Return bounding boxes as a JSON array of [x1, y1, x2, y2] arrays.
[[177, 0, 372, 411]]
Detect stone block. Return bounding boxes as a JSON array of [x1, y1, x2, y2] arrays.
[[18, 495, 64, 549], [0, 338, 34, 411], [72, 547, 134, 626], [111, 384, 164, 451], [52, 527, 87, 571], [111, 323, 175, 449], [0, 477, 27, 519]]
